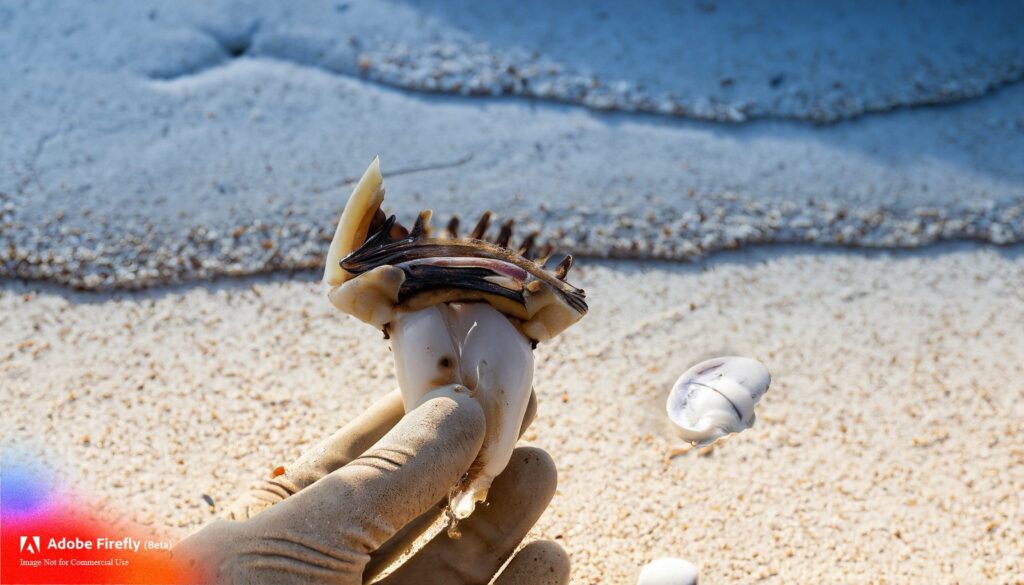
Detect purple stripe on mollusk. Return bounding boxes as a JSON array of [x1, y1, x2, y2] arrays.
[[395, 257, 529, 281]]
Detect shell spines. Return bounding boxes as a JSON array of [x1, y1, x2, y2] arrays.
[[554, 254, 573, 279], [470, 211, 492, 240], [496, 219, 514, 248]]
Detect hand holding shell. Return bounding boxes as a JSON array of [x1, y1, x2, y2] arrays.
[[323, 157, 588, 520]]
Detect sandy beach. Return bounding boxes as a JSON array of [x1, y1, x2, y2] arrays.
[[3, 1, 1024, 583], [3, 245, 1022, 583]]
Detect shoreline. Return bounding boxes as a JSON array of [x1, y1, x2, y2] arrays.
[[4, 238, 1022, 292], [4, 226, 1019, 293], [5, 55, 1023, 292]]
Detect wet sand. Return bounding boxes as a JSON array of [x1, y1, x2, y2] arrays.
[[5, 2, 1024, 291], [3, 244, 1022, 584]]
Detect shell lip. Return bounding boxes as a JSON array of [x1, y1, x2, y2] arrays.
[[340, 214, 588, 316]]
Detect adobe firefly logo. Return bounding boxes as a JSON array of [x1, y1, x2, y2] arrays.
[[20, 536, 41, 554]]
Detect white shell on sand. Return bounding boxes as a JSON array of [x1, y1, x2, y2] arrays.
[[667, 356, 771, 447], [637, 557, 699, 585]]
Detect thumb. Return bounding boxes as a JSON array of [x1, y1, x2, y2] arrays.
[[249, 385, 485, 560]]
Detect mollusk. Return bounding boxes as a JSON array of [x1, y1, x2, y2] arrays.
[[323, 157, 587, 519], [323, 157, 587, 343]]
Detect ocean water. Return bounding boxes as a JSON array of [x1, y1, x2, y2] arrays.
[[1, 0, 1022, 289]]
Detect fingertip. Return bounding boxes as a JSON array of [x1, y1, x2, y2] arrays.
[[494, 540, 571, 585], [449, 446, 557, 558], [414, 384, 487, 451], [283, 385, 488, 557], [503, 446, 557, 504]]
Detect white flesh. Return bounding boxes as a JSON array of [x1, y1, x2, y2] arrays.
[[389, 302, 535, 518]]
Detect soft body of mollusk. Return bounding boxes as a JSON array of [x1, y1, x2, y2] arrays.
[[389, 302, 534, 518]]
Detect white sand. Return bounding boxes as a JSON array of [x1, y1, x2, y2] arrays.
[[2, 244, 1022, 583]]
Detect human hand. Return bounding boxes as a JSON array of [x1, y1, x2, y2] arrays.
[[173, 386, 569, 585]]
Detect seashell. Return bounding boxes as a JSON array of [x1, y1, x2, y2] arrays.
[[637, 558, 699, 585], [324, 158, 588, 343], [323, 157, 385, 287], [667, 356, 770, 447], [323, 158, 589, 520]]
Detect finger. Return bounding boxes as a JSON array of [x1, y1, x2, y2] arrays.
[[222, 389, 405, 519], [368, 388, 539, 571], [284, 389, 405, 489], [377, 446, 557, 585], [246, 385, 485, 561], [492, 541, 571, 585]]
